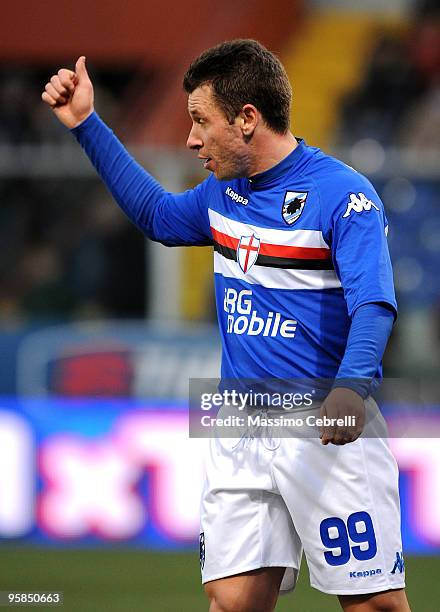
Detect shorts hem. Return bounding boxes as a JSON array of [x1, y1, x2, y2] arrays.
[[310, 581, 406, 596], [202, 562, 298, 586]]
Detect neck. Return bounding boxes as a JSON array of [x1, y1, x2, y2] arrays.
[[248, 130, 298, 177]]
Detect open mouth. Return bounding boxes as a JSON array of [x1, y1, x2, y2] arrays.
[[199, 157, 212, 169]]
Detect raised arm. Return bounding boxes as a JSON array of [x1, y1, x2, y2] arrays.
[[42, 58, 212, 246]]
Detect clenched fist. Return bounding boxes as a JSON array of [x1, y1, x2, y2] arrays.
[[41, 56, 94, 129]]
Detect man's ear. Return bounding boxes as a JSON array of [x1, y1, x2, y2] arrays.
[[239, 104, 259, 137]]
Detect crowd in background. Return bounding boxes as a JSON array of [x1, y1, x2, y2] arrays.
[[0, 66, 146, 322], [337, 0, 440, 148]]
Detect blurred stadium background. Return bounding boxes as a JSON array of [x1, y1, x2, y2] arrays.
[[1, 0, 439, 609]]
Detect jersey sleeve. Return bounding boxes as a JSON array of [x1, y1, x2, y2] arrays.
[[320, 168, 397, 318], [71, 112, 213, 247]]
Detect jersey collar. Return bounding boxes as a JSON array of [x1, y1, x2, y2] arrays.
[[247, 138, 310, 190]]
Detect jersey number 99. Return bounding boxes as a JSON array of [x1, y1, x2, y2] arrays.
[[319, 511, 377, 566]]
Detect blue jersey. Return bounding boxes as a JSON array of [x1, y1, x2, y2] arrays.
[[73, 114, 396, 385]]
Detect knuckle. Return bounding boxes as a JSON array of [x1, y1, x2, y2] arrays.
[[58, 69, 71, 86]]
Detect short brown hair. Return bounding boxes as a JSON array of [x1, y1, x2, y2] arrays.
[[183, 39, 292, 134]]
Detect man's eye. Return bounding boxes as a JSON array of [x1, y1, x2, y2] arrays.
[[197, 118, 204, 124]]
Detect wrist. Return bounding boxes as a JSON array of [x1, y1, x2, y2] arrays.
[[70, 109, 97, 132], [331, 380, 369, 400]]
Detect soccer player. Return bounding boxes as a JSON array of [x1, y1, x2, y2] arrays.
[[42, 40, 411, 611]]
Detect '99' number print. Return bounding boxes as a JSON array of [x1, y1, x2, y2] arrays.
[[320, 511, 377, 566]]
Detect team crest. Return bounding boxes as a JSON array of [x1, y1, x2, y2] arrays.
[[282, 191, 308, 225], [237, 234, 260, 273]]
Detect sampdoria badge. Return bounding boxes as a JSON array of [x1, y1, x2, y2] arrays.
[[282, 191, 308, 225]]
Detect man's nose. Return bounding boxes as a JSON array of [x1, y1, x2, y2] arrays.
[[186, 126, 202, 150]]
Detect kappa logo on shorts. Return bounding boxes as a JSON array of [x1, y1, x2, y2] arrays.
[[282, 191, 308, 225], [390, 551, 405, 574], [199, 532, 206, 570], [349, 568, 382, 578]]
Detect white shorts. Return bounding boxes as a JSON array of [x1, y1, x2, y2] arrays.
[[200, 398, 405, 596]]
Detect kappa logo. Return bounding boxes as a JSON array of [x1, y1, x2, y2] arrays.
[[390, 551, 405, 574], [282, 191, 308, 225], [343, 192, 380, 218], [237, 234, 260, 273], [349, 568, 382, 579], [225, 186, 249, 206], [199, 532, 205, 569]]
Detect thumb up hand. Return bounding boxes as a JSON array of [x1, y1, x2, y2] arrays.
[[42, 56, 94, 128]]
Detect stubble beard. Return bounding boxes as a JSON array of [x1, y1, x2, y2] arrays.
[[215, 153, 251, 181]]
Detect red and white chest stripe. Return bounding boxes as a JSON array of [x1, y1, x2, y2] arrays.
[[208, 209, 342, 290]]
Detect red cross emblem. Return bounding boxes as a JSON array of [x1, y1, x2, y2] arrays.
[[237, 234, 260, 273]]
